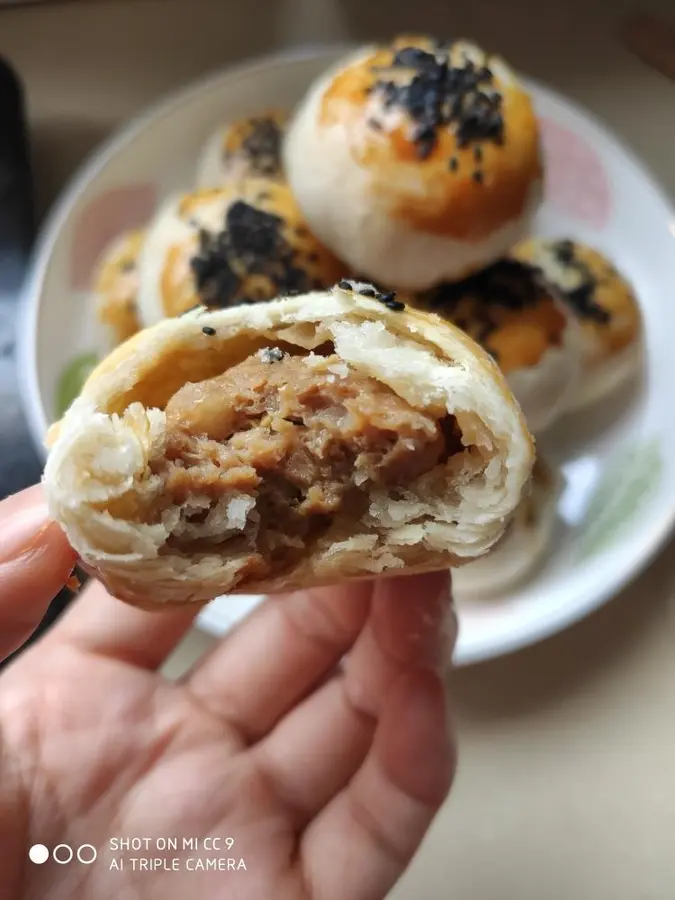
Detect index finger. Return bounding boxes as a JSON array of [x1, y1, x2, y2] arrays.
[[186, 581, 373, 742], [0, 485, 77, 662]]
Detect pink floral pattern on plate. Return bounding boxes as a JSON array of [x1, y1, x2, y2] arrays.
[[70, 184, 157, 290], [539, 117, 612, 231]]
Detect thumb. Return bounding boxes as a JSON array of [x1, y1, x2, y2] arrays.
[[0, 485, 77, 662]]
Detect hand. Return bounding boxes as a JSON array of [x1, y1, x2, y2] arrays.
[[0, 486, 457, 900]]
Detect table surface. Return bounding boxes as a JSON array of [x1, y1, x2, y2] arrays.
[[2, 0, 675, 897]]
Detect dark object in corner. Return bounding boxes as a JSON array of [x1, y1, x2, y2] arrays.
[[0, 56, 75, 669]]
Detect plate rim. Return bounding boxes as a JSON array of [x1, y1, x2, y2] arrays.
[[18, 44, 675, 666]]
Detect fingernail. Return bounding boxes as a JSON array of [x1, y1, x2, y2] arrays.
[[0, 503, 55, 563]]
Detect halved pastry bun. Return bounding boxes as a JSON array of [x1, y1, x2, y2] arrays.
[[44, 285, 534, 609], [452, 456, 562, 597]]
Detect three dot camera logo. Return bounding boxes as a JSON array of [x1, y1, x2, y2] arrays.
[[29, 843, 97, 865]]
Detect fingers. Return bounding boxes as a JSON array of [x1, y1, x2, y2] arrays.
[[300, 669, 456, 900], [186, 582, 372, 742], [343, 570, 455, 715], [45, 579, 200, 670], [0, 485, 77, 662], [253, 571, 455, 827]]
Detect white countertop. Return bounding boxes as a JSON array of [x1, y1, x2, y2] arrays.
[[2, 1, 675, 897]]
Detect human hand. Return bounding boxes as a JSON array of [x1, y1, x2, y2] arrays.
[[0, 486, 457, 900]]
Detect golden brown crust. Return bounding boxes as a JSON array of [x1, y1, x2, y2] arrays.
[[319, 36, 542, 241], [513, 238, 641, 355], [411, 261, 568, 375], [94, 230, 144, 345]]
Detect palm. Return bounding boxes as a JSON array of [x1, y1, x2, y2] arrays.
[[0, 573, 454, 900], [2, 645, 303, 898]]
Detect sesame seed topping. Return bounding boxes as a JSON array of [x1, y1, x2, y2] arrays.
[[190, 200, 323, 308], [539, 240, 610, 324], [335, 279, 405, 310], [473, 170, 484, 184], [370, 39, 505, 163], [236, 115, 284, 178], [202, 325, 216, 336]]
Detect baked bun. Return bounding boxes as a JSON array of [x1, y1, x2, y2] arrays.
[[196, 110, 287, 187], [136, 180, 345, 326], [415, 259, 581, 433], [453, 457, 561, 597], [283, 35, 543, 291], [44, 284, 534, 608], [513, 238, 642, 411], [94, 230, 144, 347]]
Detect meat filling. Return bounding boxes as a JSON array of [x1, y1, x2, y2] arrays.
[[156, 349, 464, 573]]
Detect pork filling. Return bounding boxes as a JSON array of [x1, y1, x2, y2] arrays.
[[155, 348, 465, 573]]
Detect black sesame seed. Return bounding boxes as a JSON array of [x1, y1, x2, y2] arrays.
[[384, 297, 405, 311], [449, 156, 459, 171], [284, 416, 304, 426], [473, 170, 484, 184], [338, 279, 353, 290], [474, 145, 483, 162], [358, 287, 376, 297], [202, 325, 216, 336]]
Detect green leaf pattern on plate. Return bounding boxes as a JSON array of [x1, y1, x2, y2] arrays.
[[578, 438, 662, 560], [56, 352, 99, 419]]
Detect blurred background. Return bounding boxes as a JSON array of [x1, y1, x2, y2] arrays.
[[0, 0, 674, 897]]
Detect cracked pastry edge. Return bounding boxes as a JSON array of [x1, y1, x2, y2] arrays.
[[452, 456, 562, 597], [43, 286, 535, 607]]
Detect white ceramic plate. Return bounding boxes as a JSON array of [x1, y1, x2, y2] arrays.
[[19, 46, 675, 665]]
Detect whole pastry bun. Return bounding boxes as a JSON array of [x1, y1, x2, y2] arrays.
[[94, 230, 144, 347], [196, 110, 287, 188], [513, 238, 642, 412], [415, 259, 582, 433], [284, 35, 543, 290]]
